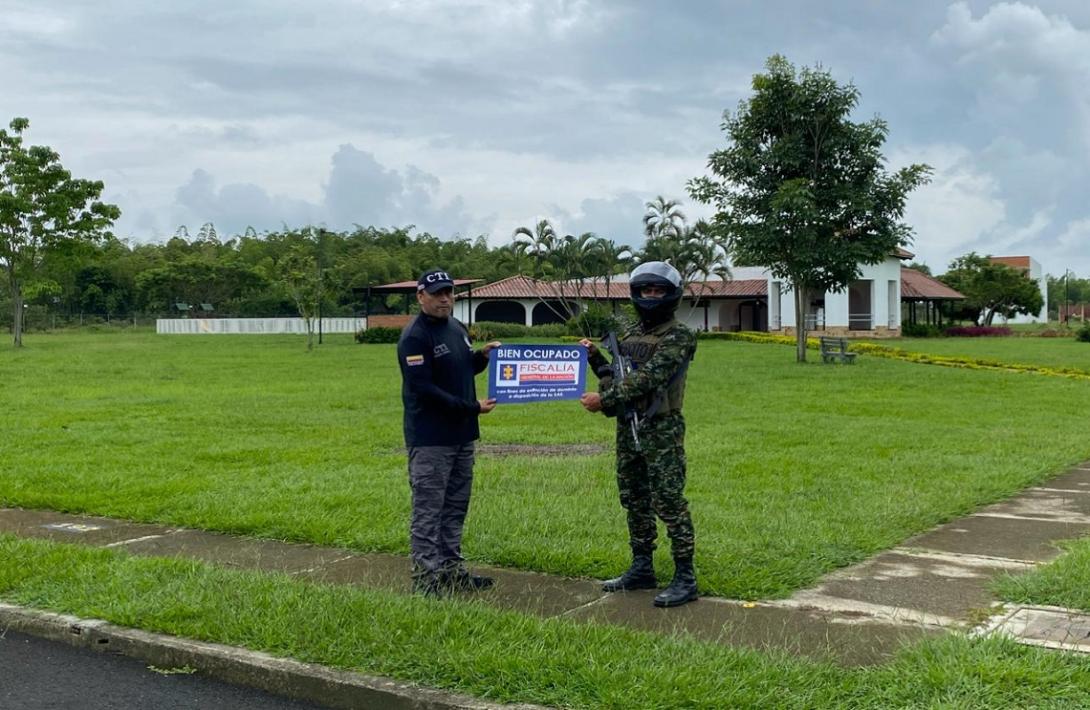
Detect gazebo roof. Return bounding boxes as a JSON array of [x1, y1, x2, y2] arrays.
[[901, 267, 964, 300], [368, 278, 482, 293]]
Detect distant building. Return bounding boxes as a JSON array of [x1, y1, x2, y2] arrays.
[[452, 249, 966, 338], [988, 256, 1048, 324]]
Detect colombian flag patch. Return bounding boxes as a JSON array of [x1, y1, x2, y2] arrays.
[[406, 354, 425, 367]]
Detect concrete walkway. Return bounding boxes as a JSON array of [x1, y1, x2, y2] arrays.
[[3, 460, 1090, 668]]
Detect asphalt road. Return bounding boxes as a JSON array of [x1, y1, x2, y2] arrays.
[[0, 629, 329, 710]]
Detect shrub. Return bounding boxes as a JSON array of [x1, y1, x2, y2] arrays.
[[566, 304, 628, 338], [1077, 323, 1090, 343], [468, 321, 568, 341], [901, 322, 943, 338], [469, 321, 526, 340], [531, 323, 568, 338], [355, 326, 401, 344], [943, 325, 1012, 337]]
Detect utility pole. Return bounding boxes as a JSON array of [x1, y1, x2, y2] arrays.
[[1065, 269, 1071, 326], [314, 226, 324, 345]]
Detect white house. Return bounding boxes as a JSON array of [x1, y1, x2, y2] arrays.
[[768, 249, 911, 336], [988, 256, 1048, 324], [450, 248, 963, 337]]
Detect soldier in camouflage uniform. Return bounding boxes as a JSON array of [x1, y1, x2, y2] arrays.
[[579, 261, 698, 607]]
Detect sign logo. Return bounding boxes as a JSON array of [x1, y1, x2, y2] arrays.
[[487, 345, 587, 403]]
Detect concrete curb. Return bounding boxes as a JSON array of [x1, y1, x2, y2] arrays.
[[0, 602, 547, 710]]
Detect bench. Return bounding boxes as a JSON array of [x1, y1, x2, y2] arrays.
[[819, 336, 857, 364]]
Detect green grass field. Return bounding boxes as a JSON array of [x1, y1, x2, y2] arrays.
[[996, 538, 1090, 612], [871, 335, 1090, 372], [5, 534, 1090, 709], [3, 332, 1089, 599]]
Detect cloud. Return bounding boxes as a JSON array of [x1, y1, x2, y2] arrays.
[[933, 2, 1090, 153], [897, 144, 1006, 270], [163, 145, 478, 238]]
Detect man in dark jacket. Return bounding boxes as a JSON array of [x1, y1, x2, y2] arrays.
[[397, 268, 500, 597]]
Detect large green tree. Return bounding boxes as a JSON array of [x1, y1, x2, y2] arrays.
[[688, 56, 931, 361], [0, 117, 120, 345], [940, 253, 1044, 325]]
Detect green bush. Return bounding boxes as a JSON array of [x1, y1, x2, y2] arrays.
[[468, 321, 570, 341], [566, 304, 628, 338], [901, 322, 943, 338], [1077, 323, 1090, 343], [355, 326, 401, 344]]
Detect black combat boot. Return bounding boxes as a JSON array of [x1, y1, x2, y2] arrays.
[[412, 572, 446, 599], [653, 558, 698, 607], [442, 566, 494, 592], [601, 554, 657, 592]]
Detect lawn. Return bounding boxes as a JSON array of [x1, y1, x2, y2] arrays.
[[5, 534, 1090, 709], [2, 332, 1089, 599], [996, 537, 1090, 612], [869, 335, 1090, 373]]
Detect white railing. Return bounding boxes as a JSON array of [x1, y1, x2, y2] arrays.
[[848, 313, 873, 330], [804, 314, 826, 330], [156, 317, 365, 335]]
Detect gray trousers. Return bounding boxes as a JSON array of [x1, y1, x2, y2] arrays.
[[408, 443, 475, 577]]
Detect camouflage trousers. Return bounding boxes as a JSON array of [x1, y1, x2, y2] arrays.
[[615, 411, 694, 560]]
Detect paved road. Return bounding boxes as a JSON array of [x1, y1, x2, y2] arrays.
[[0, 629, 328, 710]]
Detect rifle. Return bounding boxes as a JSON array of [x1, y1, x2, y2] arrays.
[[603, 331, 640, 451]]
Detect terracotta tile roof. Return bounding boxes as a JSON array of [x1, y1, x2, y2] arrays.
[[459, 275, 767, 300], [459, 270, 962, 302], [900, 267, 964, 300], [686, 279, 767, 297], [894, 247, 915, 259]]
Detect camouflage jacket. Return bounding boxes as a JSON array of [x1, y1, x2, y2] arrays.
[[589, 319, 696, 419]]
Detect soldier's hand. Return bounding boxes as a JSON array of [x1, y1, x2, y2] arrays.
[[480, 341, 502, 358], [580, 392, 602, 412], [478, 398, 498, 414], [578, 338, 598, 356]]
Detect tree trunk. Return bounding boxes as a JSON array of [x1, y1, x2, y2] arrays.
[[794, 282, 807, 363], [10, 274, 23, 348]]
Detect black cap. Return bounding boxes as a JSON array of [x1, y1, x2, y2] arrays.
[[417, 269, 454, 293]]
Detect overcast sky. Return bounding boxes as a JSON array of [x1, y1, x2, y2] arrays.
[[4, 1, 1090, 276]]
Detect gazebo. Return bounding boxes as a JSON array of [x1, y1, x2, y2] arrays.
[[900, 268, 964, 326], [355, 278, 482, 329]]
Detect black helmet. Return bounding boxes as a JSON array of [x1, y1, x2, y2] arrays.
[[629, 261, 683, 324]]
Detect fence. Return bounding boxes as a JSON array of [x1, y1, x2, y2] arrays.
[[156, 317, 365, 335], [1, 309, 368, 335]]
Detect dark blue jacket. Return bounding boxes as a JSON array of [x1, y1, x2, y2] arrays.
[[397, 315, 488, 447]]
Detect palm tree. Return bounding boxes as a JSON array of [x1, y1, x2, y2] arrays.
[[590, 237, 633, 309], [548, 231, 599, 321], [512, 219, 558, 279], [643, 196, 686, 241], [494, 241, 530, 277], [676, 220, 732, 323]]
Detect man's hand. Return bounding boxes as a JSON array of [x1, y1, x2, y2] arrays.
[[478, 398, 498, 414], [480, 341, 502, 359], [580, 392, 602, 412], [578, 338, 598, 356]]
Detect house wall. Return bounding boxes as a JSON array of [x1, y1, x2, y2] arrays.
[[996, 257, 1048, 324], [771, 256, 902, 337], [456, 298, 539, 326]]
